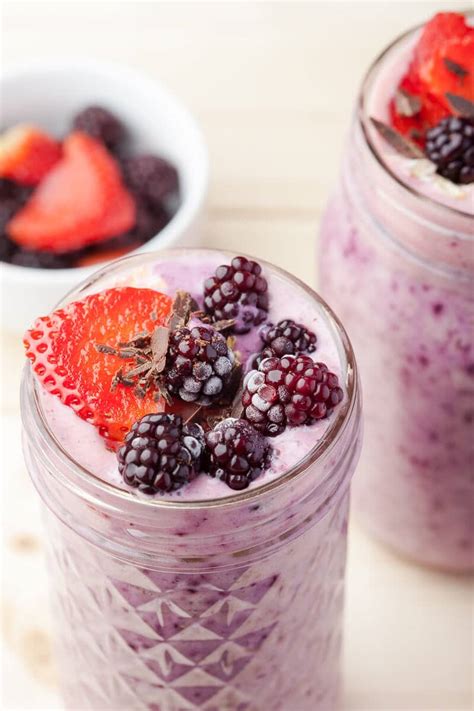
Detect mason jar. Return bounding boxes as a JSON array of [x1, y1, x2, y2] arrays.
[[319, 24, 474, 572], [21, 251, 362, 711]]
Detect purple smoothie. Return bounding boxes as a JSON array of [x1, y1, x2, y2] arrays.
[[21, 249, 362, 710], [319, 22, 474, 572]]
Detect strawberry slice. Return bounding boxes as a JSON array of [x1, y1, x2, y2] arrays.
[[390, 13, 473, 142], [7, 131, 136, 252], [389, 74, 449, 146], [413, 12, 474, 110], [0, 124, 61, 185], [24, 288, 172, 444]]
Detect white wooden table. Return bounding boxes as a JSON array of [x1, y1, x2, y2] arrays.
[[1, 3, 472, 710]]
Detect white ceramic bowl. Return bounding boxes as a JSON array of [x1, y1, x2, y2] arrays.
[[0, 59, 209, 332]]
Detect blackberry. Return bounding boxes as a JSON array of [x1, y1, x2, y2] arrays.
[[0, 234, 16, 262], [9, 249, 74, 269], [425, 116, 474, 184], [242, 354, 344, 437], [0, 179, 33, 232], [0, 180, 35, 265], [203, 256, 269, 334], [205, 418, 272, 490], [255, 319, 317, 366], [117, 413, 204, 494], [73, 106, 125, 149], [122, 155, 179, 207], [164, 325, 236, 405]]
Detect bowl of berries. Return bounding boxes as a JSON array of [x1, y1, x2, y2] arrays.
[[0, 59, 208, 331]]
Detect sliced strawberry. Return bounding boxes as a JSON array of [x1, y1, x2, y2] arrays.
[[76, 246, 134, 268], [0, 124, 61, 185], [24, 288, 172, 444], [7, 131, 136, 253], [413, 13, 474, 110], [390, 13, 473, 142], [389, 75, 449, 145]]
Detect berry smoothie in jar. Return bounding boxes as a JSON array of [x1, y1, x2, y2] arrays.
[[319, 12, 474, 572], [21, 249, 361, 710]]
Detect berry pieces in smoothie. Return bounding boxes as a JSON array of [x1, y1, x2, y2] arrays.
[[0, 124, 61, 185], [203, 256, 269, 334], [118, 413, 205, 493], [242, 355, 343, 437], [164, 325, 237, 405], [24, 287, 172, 444], [206, 418, 272, 490], [425, 116, 474, 184], [254, 318, 317, 367], [390, 12, 474, 146], [73, 106, 125, 150]]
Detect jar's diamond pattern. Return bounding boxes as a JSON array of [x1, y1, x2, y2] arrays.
[[45, 500, 348, 710]]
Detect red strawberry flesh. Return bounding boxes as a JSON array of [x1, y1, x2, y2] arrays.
[[24, 287, 172, 444], [7, 131, 136, 253], [390, 13, 474, 143], [0, 124, 61, 186]]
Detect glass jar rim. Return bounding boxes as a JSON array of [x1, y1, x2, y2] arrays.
[[22, 247, 359, 512], [357, 12, 473, 222]]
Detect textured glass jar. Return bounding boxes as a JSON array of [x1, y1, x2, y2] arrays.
[[21, 251, 361, 711], [319, 25, 474, 572]]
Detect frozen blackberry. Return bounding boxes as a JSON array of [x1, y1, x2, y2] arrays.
[[122, 155, 179, 207], [203, 256, 269, 334], [425, 116, 474, 184], [117, 413, 204, 494], [254, 318, 317, 366], [9, 249, 75, 269], [0, 180, 35, 264], [0, 179, 33, 232], [164, 325, 236, 405], [242, 354, 344, 437], [205, 418, 272, 490], [73, 106, 125, 149], [0, 235, 16, 262]]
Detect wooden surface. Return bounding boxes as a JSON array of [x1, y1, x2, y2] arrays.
[[1, 2, 472, 710]]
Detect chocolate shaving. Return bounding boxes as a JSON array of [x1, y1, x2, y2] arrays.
[[151, 325, 170, 374], [212, 318, 236, 332], [126, 361, 154, 379], [193, 309, 212, 324], [183, 404, 204, 426], [229, 380, 245, 419], [168, 290, 197, 331], [443, 58, 468, 79], [191, 310, 236, 333], [394, 88, 422, 117], [445, 93, 474, 118], [370, 117, 424, 158], [118, 332, 149, 348], [95, 344, 119, 356]]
